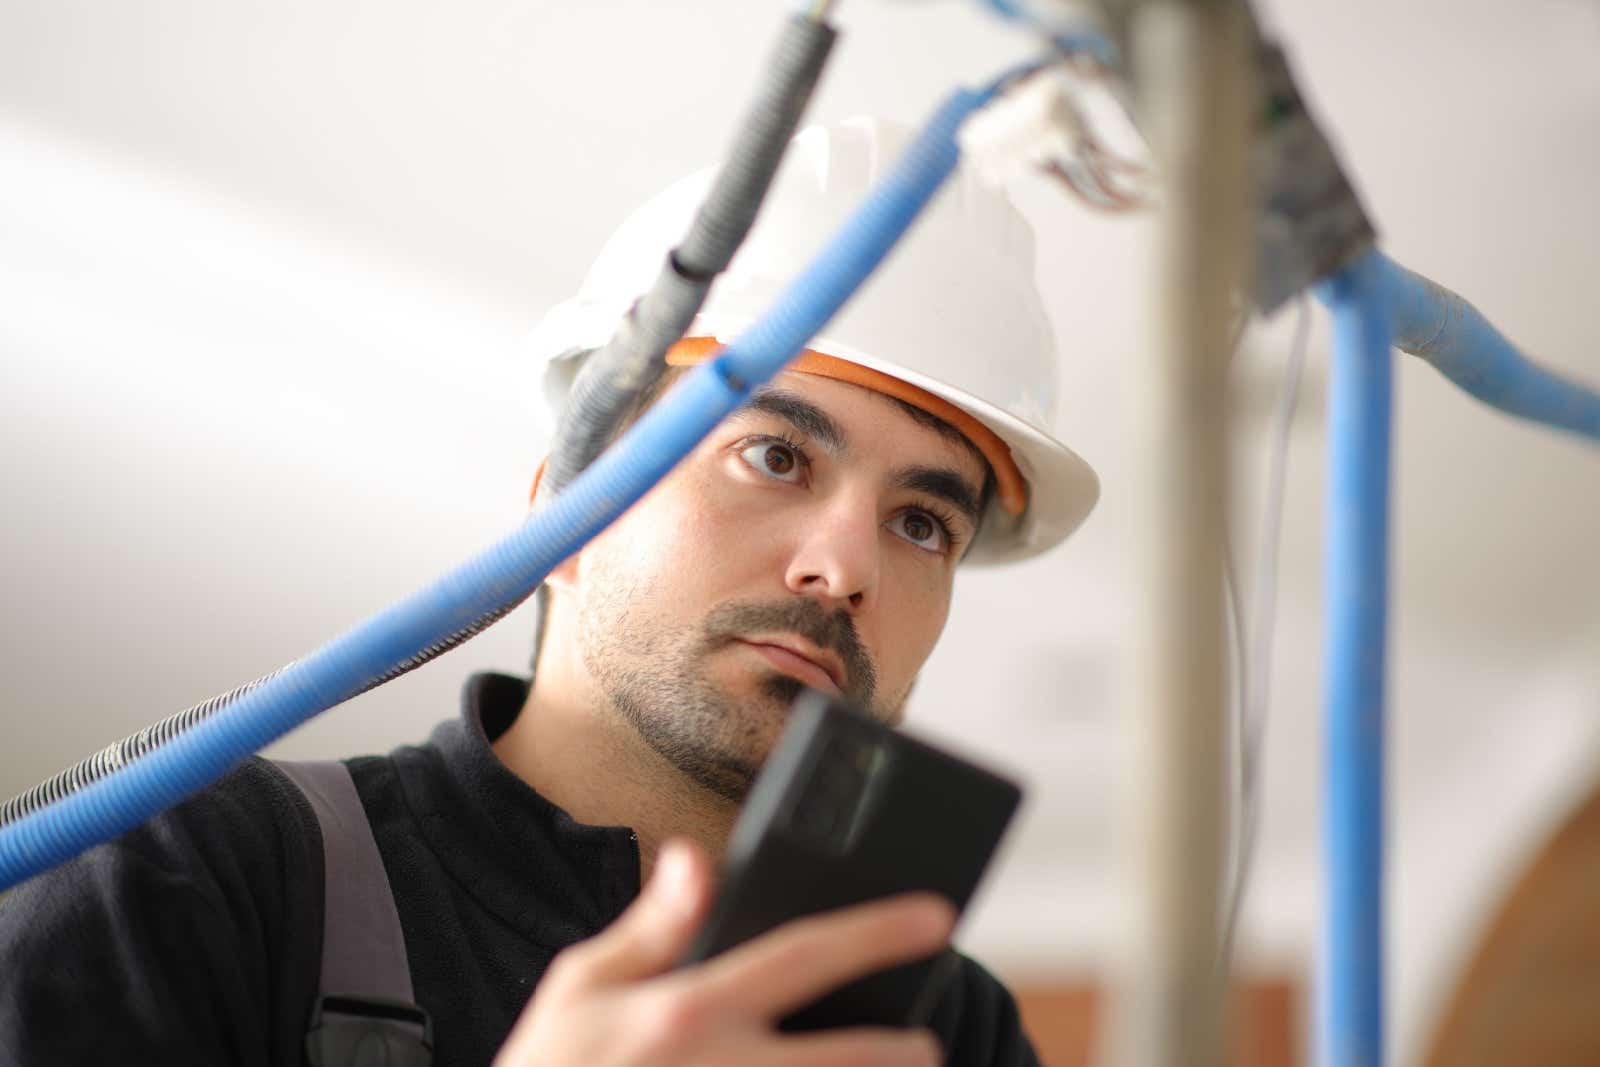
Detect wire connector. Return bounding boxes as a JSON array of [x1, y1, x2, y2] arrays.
[[957, 71, 1082, 186]]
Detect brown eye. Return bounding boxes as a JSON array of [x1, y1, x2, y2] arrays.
[[764, 445, 795, 475], [738, 440, 806, 484], [888, 509, 948, 553]]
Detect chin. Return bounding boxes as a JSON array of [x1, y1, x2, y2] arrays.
[[721, 674, 803, 770]]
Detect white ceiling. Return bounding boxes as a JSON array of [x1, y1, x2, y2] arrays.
[[3, 1, 1597, 1061]]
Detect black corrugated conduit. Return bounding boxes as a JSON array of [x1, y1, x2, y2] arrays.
[[541, 13, 838, 495]]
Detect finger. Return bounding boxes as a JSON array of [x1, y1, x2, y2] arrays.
[[686, 892, 955, 1020], [553, 838, 714, 990], [753, 1027, 943, 1067]]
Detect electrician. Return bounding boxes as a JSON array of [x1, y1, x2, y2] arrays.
[[0, 118, 1098, 1067]]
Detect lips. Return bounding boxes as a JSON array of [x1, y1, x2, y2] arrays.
[[735, 639, 845, 697]]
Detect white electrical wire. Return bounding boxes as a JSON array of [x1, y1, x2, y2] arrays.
[[1222, 508, 1249, 936], [1218, 295, 1259, 963], [1218, 295, 1313, 973]]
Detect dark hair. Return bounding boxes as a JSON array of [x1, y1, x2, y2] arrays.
[[529, 364, 996, 671]]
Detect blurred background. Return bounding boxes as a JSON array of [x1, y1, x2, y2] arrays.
[[2, 1, 1597, 1063]]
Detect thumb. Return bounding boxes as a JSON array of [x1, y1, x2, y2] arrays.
[[564, 838, 714, 988]]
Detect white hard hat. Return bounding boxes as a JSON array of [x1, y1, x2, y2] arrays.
[[529, 116, 1099, 564]]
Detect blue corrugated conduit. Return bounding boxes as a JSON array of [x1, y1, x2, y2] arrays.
[[1310, 245, 1600, 1067], [0, 73, 1025, 893], [1313, 248, 1393, 1067], [1376, 251, 1600, 445]]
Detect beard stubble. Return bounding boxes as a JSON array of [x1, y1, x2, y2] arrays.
[[577, 576, 881, 804]]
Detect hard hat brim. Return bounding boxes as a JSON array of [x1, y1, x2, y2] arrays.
[[528, 300, 1099, 564], [773, 328, 1100, 565]]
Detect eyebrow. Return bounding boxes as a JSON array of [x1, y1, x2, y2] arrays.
[[892, 466, 984, 527], [741, 387, 985, 526], [744, 387, 847, 454]]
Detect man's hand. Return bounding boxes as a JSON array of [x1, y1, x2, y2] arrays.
[[492, 838, 954, 1066]]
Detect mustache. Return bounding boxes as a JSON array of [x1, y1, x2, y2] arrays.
[[700, 599, 877, 706]]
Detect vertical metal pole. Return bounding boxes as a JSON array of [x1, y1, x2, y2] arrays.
[[1113, 3, 1253, 1066], [1313, 249, 1392, 1067]]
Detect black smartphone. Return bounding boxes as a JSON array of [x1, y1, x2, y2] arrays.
[[680, 687, 1023, 1032]]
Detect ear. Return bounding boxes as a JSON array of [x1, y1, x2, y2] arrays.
[[544, 549, 581, 593], [526, 498, 583, 593], [528, 456, 583, 593]]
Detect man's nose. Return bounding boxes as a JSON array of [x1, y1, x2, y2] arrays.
[[782, 494, 880, 615]]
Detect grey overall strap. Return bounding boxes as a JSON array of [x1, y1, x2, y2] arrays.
[[275, 759, 432, 1067]]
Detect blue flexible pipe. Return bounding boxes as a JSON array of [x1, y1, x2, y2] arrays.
[[1307, 247, 1597, 1066], [1312, 247, 1392, 1067], [0, 79, 1009, 893], [1376, 251, 1600, 445]]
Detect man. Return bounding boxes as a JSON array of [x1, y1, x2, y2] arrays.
[[0, 118, 1097, 1066]]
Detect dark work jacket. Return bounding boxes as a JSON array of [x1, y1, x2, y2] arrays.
[[0, 673, 1041, 1066]]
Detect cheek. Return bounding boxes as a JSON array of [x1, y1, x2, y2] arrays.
[[578, 455, 777, 596], [871, 556, 954, 682]]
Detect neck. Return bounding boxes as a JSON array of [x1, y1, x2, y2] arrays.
[[490, 644, 739, 885]]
